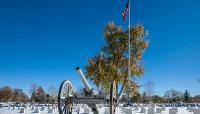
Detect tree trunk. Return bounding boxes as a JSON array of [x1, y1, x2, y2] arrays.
[[117, 78, 127, 100]]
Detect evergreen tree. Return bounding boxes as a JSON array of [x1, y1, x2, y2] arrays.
[[184, 90, 190, 102], [142, 92, 148, 103]]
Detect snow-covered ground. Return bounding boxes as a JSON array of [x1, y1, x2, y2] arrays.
[[0, 103, 200, 114]]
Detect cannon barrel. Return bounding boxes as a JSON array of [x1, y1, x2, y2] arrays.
[[76, 67, 92, 92]]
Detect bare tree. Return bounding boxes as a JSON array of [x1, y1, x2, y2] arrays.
[[164, 89, 183, 103], [143, 81, 154, 102], [47, 86, 58, 103], [48, 86, 58, 97], [13, 89, 29, 103], [29, 83, 39, 95], [76, 86, 84, 95]]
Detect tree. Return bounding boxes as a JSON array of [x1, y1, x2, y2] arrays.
[[191, 95, 200, 103], [142, 92, 148, 103], [29, 83, 39, 96], [152, 95, 165, 103], [0, 86, 13, 102], [183, 90, 190, 103], [30, 86, 46, 103], [143, 81, 154, 102], [121, 94, 128, 102], [164, 89, 183, 103], [85, 22, 148, 100], [131, 92, 142, 103], [98, 86, 110, 96], [13, 89, 29, 103], [48, 86, 58, 97], [47, 86, 58, 103]]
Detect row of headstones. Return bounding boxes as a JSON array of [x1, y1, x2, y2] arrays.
[[158, 103, 200, 108], [7, 104, 58, 113], [187, 107, 200, 114], [82, 105, 200, 114], [82, 106, 166, 114], [120, 106, 178, 114]]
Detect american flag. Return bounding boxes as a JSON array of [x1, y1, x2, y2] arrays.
[[122, 0, 129, 21]]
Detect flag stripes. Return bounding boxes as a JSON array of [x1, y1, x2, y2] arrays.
[[122, 0, 129, 21]]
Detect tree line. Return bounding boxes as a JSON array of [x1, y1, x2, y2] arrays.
[[0, 84, 58, 103], [121, 89, 200, 103]]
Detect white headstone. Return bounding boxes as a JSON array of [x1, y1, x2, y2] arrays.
[[19, 108, 26, 113], [140, 107, 146, 113], [48, 108, 54, 113], [161, 106, 166, 111], [34, 108, 40, 113], [194, 109, 200, 114], [8, 105, 11, 110], [77, 105, 81, 114], [156, 108, 162, 113], [148, 108, 154, 114], [12, 106, 15, 110], [84, 107, 90, 114], [41, 106, 45, 111], [134, 106, 139, 111], [169, 108, 178, 114], [104, 107, 109, 114], [125, 108, 132, 114], [31, 106, 35, 110]]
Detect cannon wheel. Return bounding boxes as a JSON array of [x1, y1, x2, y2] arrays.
[[110, 81, 117, 114], [58, 80, 73, 114]]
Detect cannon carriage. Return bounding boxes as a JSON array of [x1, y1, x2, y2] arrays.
[[58, 67, 117, 114]]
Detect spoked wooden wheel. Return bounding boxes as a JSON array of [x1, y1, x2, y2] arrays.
[[110, 81, 117, 114], [58, 80, 74, 114]]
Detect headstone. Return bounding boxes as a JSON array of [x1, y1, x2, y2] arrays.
[[41, 106, 45, 111], [48, 108, 54, 113], [148, 108, 154, 114], [77, 105, 80, 114], [189, 107, 196, 112], [187, 106, 191, 110], [169, 108, 178, 114], [125, 108, 132, 114], [161, 106, 166, 111], [134, 106, 139, 111], [140, 107, 146, 113], [34, 108, 40, 113], [194, 109, 200, 114], [77, 105, 81, 113], [84, 107, 90, 114], [104, 107, 109, 114], [19, 108, 26, 113], [156, 108, 162, 113], [31, 106, 35, 110]]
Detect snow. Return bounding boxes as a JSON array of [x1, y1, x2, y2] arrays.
[[0, 103, 200, 114]]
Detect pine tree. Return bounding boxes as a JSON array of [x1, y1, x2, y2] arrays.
[[184, 90, 190, 103]]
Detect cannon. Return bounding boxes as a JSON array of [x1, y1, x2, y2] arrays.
[[58, 67, 117, 114]]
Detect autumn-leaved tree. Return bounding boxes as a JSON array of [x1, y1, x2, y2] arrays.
[[85, 22, 148, 100]]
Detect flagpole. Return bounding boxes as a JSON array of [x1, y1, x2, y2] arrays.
[[127, 0, 131, 105]]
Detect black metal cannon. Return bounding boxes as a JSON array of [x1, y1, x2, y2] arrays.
[[58, 67, 117, 114]]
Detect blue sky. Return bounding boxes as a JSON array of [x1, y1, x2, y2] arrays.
[[0, 0, 200, 96]]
